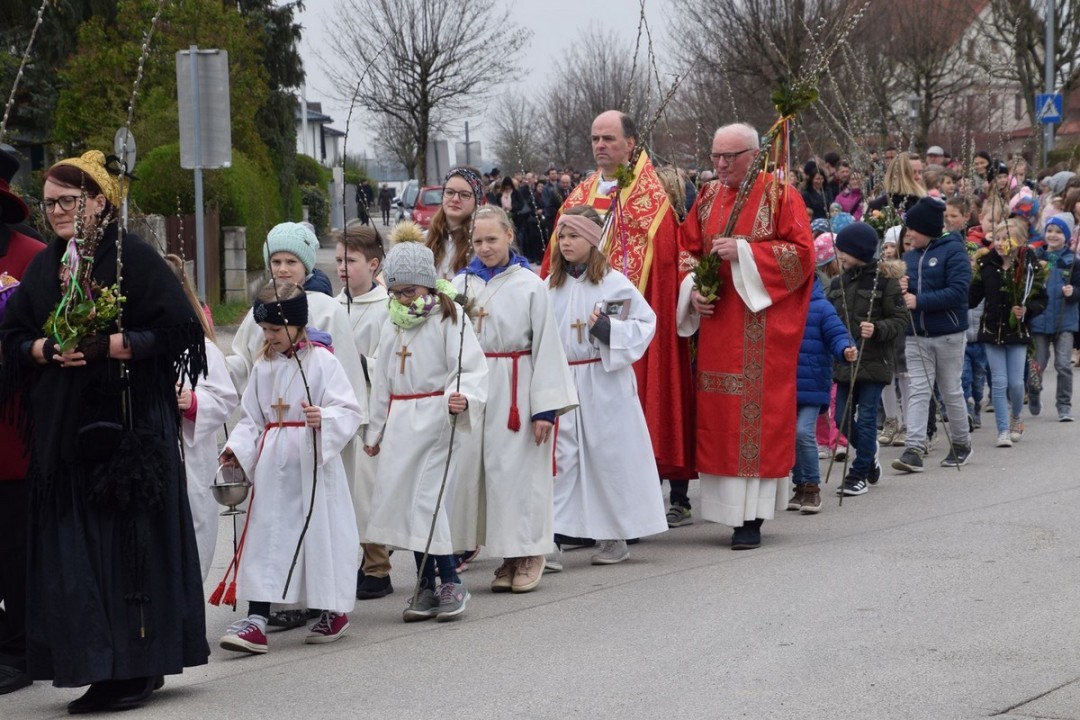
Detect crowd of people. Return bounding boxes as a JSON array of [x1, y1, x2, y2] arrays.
[[2, 110, 1079, 716]]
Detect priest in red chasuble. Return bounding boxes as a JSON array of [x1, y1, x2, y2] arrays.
[[541, 110, 694, 484], [676, 123, 814, 550]]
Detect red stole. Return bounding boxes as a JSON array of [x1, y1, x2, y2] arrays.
[[541, 153, 695, 478]]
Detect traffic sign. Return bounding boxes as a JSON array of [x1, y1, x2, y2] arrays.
[[1036, 93, 1063, 124]]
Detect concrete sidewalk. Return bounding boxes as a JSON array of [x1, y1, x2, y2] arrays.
[[9, 363, 1080, 718]]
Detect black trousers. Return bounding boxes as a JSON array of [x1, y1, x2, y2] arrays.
[[0, 480, 28, 671]]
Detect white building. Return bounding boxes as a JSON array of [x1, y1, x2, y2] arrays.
[[295, 102, 342, 166]]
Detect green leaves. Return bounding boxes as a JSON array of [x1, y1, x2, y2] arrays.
[[693, 252, 723, 302], [770, 82, 819, 118]]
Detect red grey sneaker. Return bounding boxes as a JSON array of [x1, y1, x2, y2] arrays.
[[304, 611, 349, 644], [219, 617, 268, 654], [435, 582, 470, 622]]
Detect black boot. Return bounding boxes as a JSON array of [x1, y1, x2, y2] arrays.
[[731, 519, 763, 550], [108, 676, 164, 712], [67, 682, 120, 715]]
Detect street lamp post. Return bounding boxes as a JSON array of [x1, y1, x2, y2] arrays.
[[907, 95, 921, 154]]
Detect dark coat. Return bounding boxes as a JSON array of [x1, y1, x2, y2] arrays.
[[969, 247, 1048, 345], [798, 279, 854, 407], [902, 231, 972, 337], [828, 259, 910, 384]]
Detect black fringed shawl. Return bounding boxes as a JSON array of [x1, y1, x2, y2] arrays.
[[0, 225, 207, 501]]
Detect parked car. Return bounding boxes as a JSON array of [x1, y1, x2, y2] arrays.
[[395, 180, 419, 223], [410, 185, 443, 230]]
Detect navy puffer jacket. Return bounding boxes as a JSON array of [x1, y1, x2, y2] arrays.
[[798, 279, 854, 407], [902, 231, 972, 337]]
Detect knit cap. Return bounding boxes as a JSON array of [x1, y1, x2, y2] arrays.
[[383, 240, 437, 289], [1045, 212, 1075, 244], [883, 225, 902, 247], [834, 222, 879, 264], [264, 222, 319, 274], [831, 212, 855, 234], [810, 218, 830, 237], [813, 233, 836, 267], [904, 196, 945, 238]]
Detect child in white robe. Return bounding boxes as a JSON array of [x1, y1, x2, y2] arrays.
[[215, 282, 363, 654], [225, 221, 367, 629], [545, 206, 668, 565], [333, 224, 394, 600], [451, 207, 578, 593], [166, 255, 239, 583], [363, 241, 487, 623]]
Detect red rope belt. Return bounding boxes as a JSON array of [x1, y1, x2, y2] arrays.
[[209, 420, 307, 607], [388, 389, 445, 415], [485, 349, 531, 431], [569, 357, 600, 366]]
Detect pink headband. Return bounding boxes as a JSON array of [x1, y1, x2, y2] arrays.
[[557, 213, 603, 248]]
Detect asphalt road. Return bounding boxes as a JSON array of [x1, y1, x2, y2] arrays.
[[8, 271, 1080, 718]]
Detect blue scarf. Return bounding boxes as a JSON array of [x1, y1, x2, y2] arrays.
[[459, 251, 532, 282]]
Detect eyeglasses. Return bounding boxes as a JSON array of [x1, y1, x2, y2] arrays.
[[41, 195, 81, 214], [388, 285, 422, 299], [709, 149, 756, 164], [443, 188, 474, 201]]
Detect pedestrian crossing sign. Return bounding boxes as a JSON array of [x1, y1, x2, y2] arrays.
[[1036, 93, 1063, 124]]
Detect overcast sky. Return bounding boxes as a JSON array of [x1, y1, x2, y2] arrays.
[[294, 0, 673, 161]]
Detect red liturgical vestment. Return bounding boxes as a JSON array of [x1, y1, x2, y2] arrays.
[[677, 175, 814, 483]]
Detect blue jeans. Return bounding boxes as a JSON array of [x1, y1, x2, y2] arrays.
[[983, 344, 1027, 432], [962, 342, 987, 407], [414, 552, 459, 590], [793, 404, 823, 486], [834, 380, 886, 479]]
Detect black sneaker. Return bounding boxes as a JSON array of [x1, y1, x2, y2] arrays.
[[356, 573, 394, 600], [940, 444, 972, 467], [891, 447, 924, 473], [868, 459, 882, 485], [836, 477, 869, 496]]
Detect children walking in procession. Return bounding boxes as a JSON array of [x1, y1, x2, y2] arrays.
[[452, 206, 578, 591], [969, 219, 1048, 447], [363, 240, 488, 622], [827, 222, 911, 495], [790, 237, 856, 513], [333, 223, 395, 600], [216, 282, 364, 654], [1029, 213, 1079, 421], [545, 206, 668, 565], [168, 254, 238, 582]]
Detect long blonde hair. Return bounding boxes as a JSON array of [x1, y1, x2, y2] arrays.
[[164, 254, 215, 342], [883, 154, 928, 198]]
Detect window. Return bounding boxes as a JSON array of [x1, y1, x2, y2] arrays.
[[420, 189, 444, 205]]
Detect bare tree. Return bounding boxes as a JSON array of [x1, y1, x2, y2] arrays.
[[490, 92, 544, 173], [374, 114, 419, 179], [323, 0, 531, 183], [977, 0, 1080, 155]]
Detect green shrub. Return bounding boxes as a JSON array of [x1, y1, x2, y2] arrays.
[[131, 142, 284, 270], [300, 183, 329, 238], [295, 153, 331, 187]]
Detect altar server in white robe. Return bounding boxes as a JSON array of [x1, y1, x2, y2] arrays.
[[166, 254, 239, 583], [333, 223, 395, 600], [363, 241, 487, 623], [451, 206, 578, 594], [215, 282, 363, 654], [545, 206, 668, 566]]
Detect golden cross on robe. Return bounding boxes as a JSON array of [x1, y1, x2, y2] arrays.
[[396, 344, 412, 374], [475, 306, 489, 334], [571, 319, 587, 344], [271, 397, 290, 427]]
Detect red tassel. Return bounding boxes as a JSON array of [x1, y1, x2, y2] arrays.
[[223, 581, 237, 606], [208, 580, 226, 606], [507, 406, 521, 432]]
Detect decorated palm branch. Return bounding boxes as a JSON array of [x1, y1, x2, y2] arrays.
[[692, 79, 820, 300]]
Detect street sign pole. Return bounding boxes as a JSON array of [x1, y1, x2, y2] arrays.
[[189, 44, 207, 302], [1042, 1, 1055, 169]]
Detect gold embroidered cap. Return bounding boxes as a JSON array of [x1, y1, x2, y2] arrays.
[[53, 150, 129, 207]]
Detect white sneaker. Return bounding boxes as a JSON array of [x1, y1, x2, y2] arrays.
[[590, 539, 629, 565], [817, 445, 829, 460], [995, 432, 1013, 448]]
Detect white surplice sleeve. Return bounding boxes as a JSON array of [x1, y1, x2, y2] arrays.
[[183, 340, 239, 447], [443, 313, 488, 430], [597, 273, 656, 373], [676, 274, 700, 337], [528, 282, 578, 417], [309, 349, 364, 467]]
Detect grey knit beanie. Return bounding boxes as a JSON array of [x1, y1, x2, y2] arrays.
[[383, 241, 437, 289]]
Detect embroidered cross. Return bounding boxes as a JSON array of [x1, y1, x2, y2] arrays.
[[475, 306, 489, 334], [396, 344, 412, 374], [271, 397, 290, 427], [571, 319, 587, 344]]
